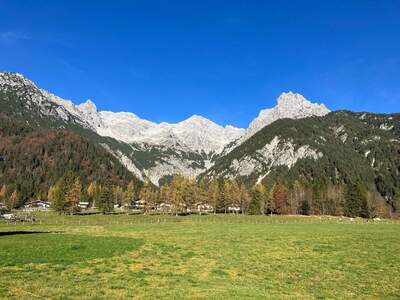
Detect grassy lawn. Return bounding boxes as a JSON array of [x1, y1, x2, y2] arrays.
[[0, 214, 399, 299]]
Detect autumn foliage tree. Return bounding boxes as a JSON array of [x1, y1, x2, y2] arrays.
[[270, 183, 288, 214], [65, 177, 82, 214]]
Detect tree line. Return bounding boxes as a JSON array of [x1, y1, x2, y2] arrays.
[[1, 174, 389, 218]]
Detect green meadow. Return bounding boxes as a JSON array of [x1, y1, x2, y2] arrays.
[[0, 213, 399, 299]]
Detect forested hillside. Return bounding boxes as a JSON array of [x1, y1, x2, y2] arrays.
[[202, 111, 400, 216], [0, 113, 141, 207]]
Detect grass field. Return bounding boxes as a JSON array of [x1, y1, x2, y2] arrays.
[[0, 213, 399, 299]]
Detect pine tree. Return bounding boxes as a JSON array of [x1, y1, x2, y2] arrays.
[[49, 177, 68, 214], [344, 183, 370, 218], [216, 180, 229, 213], [97, 182, 114, 214], [299, 199, 310, 215], [248, 187, 262, 215]]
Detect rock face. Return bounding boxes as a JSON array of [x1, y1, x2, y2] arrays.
[[132, 115, 244, 154], [208, 136, 323, 184], [230, 136, 323, 177]]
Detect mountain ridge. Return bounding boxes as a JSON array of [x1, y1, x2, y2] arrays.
[[0, 72, 329, 154], [0, 71, 333, 185]]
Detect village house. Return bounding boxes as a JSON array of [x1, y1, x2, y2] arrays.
[[157, 203, 173, 213], [78, 201, 90, 209], [195, 203, 214, 214], [24, 200, 51, 211], [228, 206, 241, 213], [133, 200, 146, 210]]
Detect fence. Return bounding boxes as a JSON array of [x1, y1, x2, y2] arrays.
[[1, 212, 398, 227]]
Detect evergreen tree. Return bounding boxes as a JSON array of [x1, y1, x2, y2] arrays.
[[216, 180, 229, 213], [49, 177, 68, 213], [299, 199, 310, 215], [248, 187, 262, 215], [312, 183, 326, 215], [97, 182, 114, 214], [344, 183, 370, 218]]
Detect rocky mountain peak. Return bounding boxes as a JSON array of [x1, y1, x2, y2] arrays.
[[179, 114, 218, 127], [77, 99, 97, 113], [247, 92, 330, 137], [276, 91, 329, 114], [220, 92, 331, 153], [0, 72, 36, 88], [277, 91, 308, 106]]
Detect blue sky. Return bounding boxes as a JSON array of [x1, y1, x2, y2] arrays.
[[1, 0, 399, 127]]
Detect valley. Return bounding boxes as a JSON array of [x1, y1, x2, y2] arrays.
[[1, 213, 399, 299]]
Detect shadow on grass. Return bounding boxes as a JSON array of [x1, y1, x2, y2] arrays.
[[0, 231, 50, 237]]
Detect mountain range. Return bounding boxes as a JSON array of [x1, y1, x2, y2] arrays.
[[0, 72, 329, 185], [1, 71, 399, 212]]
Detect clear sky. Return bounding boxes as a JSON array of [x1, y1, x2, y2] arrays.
[[1, 0, 399, 127]]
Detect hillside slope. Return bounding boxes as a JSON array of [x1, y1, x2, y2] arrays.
[[0, 113, 141, 206], [203, 111, 400, 211]]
